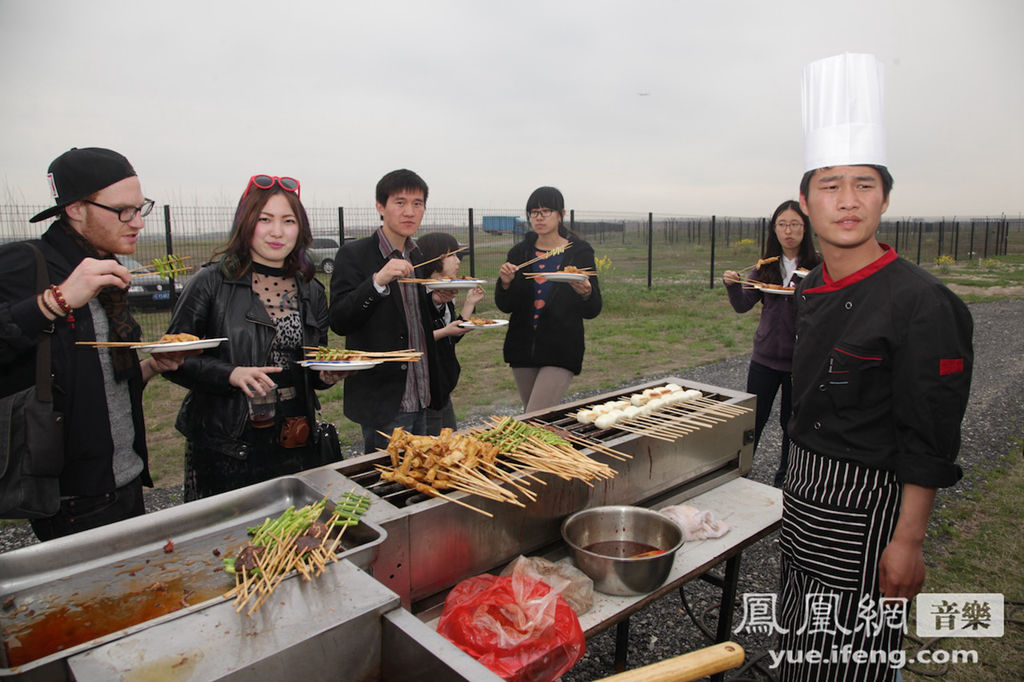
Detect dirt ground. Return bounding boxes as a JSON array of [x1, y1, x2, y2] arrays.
[[947, 284, 1024, 297]]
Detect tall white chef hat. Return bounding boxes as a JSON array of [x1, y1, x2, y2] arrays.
[[802, 53, 886, 172]]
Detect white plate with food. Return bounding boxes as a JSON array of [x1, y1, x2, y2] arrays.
[[793, 268, 810, 278], [132, 337, 228, 353], [537, 271, 588, 282], [753, 285, 796, 296], [422, 278, 487, 290], [297, 359, 384, 371], [458, 318, 509, 329]]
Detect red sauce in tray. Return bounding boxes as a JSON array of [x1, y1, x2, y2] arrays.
[[583, 540, 660, 558], [2, 573, 226, 667]]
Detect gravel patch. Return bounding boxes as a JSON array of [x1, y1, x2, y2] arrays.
[[2, 299, 1020, 680]]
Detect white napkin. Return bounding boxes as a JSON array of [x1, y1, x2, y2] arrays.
[[660, 504, 731, 541]]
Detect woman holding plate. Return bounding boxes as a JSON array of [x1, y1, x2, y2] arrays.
[[164, 175, 346, 501], [722, 199, 820, 487], [415, 231, 485, 433], [496, 186, 602, 412]]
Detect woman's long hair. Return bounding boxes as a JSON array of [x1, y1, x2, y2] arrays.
[[525, 186, 579, 240], [758, 200, 819, 285], [215, 186, 314, 281]]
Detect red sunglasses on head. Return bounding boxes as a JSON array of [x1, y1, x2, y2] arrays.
[[242, 175, 301, 200]]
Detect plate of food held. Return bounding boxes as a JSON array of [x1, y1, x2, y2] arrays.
[[132, 334, 229, 353], [297, 359, 384, 372], [457, 316, 509, 329], [753, 284, 796, 296], [540, 271, 588, 283], [422, 278, 487, 290]]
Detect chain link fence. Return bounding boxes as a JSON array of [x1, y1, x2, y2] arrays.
[[1, 204, 1019, 339]]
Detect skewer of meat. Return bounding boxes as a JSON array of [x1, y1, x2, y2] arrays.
[[379, 469, 493, 517], [515, 242, 573, 270]]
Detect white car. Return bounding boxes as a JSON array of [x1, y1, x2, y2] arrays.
[[308, 237, 340, 274]]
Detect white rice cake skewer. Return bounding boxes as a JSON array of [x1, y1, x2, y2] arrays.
[[594, 409, 625, 430]]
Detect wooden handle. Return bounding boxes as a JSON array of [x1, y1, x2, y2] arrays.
[[595, 641, 745, 682]]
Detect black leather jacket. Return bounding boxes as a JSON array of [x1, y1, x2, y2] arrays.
[[164, 263, 329, 458]]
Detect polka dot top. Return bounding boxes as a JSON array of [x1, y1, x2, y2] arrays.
[[252, 262, 302, 369]]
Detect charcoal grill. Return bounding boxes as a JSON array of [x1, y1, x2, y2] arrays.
[[312, 377, 755, 609]]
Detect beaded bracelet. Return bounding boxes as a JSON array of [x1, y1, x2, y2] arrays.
[[39, 291, 62, 318], [49, 284, 75, 329]]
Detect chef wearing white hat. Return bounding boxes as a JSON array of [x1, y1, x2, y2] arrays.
[[776, 53, 974, 682]]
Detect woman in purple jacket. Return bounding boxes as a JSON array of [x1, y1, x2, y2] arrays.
[[723, 200, 820, 487]]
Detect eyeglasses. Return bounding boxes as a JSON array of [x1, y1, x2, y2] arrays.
[[776, 220, 804, 230], [83, 198, 155, 223], [529, 208, 556, 219], [242, 175, 301, 200]]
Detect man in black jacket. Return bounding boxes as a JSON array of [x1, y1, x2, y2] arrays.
[[328, 169, 449, 453], [0, 147, 187, 540]]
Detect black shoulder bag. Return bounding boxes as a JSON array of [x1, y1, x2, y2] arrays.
[[0, 243, 65, 519]]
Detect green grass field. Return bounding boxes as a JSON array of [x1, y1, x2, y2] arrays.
[[906, 441, 1024, 681]]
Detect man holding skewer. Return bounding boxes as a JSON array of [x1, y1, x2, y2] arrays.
[[776, 55, 973, 681], [328, 169, 451, 453], [0, 147, 190, 540]]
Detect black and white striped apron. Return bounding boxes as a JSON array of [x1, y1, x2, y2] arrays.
[[777, 444, 904, 682]]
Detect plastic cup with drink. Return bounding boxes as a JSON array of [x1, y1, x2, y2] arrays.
[[247, 385, 278, 428]]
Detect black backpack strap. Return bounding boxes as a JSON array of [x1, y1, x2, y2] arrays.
[[25, 243, 54, 404]]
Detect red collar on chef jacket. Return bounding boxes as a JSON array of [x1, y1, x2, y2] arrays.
[[804, 243, 898, 294]]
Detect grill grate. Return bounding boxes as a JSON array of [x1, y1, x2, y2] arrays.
[[333, 384, 745, 507], [337, 456, 426, 506]]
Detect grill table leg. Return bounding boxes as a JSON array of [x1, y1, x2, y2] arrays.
[[711, 553, 742, 682], [615, 617, 630, 671]]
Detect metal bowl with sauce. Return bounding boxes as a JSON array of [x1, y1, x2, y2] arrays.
[[561, 505, 683, 596]]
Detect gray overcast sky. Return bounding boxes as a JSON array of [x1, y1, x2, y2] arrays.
[[1, 0, 1021, 218]]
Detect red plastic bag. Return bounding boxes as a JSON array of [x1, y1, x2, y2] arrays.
[[437, 572, 586, 681]]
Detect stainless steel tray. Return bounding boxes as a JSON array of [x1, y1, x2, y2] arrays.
[[0, 476, 384, 676]]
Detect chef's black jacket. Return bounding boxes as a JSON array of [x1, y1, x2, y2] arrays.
[[790, 245, 973, 488]]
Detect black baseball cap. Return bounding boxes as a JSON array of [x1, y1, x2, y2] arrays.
[[30, 147, 138, 223]]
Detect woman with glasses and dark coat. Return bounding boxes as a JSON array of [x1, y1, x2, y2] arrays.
[[722, 199, 820, 487], [164, 176, 346, 501], [495, 186, 602, 412]]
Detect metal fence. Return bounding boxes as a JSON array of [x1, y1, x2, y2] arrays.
[[1, 204, 1019, 339]]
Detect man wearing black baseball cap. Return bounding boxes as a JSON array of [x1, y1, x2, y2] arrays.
[[0, 147, 187, 541]]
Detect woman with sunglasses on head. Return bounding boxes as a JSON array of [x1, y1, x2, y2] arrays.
[[415, 231, 485, 434], [496, 186, 602, 412], [164, 175, 346, 501], [722, 199, 820, 487]]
